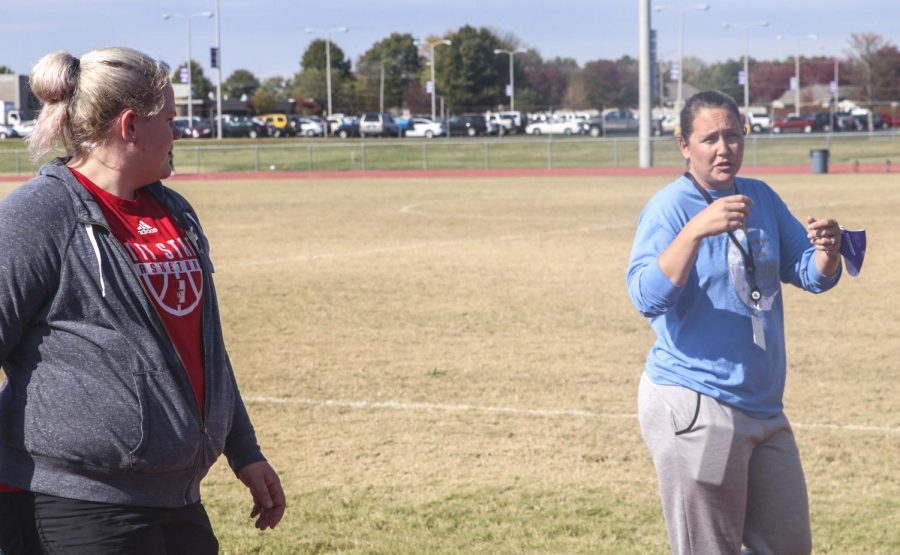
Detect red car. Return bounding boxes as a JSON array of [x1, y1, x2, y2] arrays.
[[771, 115, 816, 134]]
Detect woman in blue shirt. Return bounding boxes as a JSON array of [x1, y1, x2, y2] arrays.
[[627, 91, 842, 554]]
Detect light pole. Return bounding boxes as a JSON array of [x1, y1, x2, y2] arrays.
[[818, 43, 840, 133], [214, 0, 222, 140], [305, 27, 349, 127], [721, 20, 768, 115], [426, 39, 452, 121], [654, 3, 709, 113], [493, 48, 526, 112], [777, 34, 818, 116], [163, 11, 213, 124]]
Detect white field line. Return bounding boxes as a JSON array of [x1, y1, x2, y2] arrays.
[[243, 396, 900, 435], [244, 396, 635, 420]]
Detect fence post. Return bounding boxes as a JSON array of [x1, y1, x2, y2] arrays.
[[255, 144, 260, 171], [547, 138, 553, 169], [361, 143, 367, 171], [613, 139, 619, 167], [15, 150, 21, 176], [423, 142, 428, 171], [752, 136, 758, 165], [484, 141, 489, 170], [194, 147, 200, 173], [307, 145, 312, 172]]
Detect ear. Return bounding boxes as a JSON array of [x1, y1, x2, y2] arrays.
[[117, 109, 139, 143], [678, 135, 690, 161]]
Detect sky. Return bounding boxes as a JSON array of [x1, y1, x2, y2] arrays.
[[4, 0, 898, 80]]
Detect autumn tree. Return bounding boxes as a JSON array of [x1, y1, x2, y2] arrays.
[[565, 57, 637, 109]]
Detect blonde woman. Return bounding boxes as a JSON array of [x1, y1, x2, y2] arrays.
[[0, 47, 285, 553]]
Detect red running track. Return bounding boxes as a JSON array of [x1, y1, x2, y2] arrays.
[[1, 163, 895, 183]]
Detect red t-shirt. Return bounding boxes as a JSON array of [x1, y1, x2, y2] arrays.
[[71, 168, 205, 411]]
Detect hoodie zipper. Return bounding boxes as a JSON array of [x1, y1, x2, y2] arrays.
[[82, 215, 209, 504], [178, 209, 213, 504]]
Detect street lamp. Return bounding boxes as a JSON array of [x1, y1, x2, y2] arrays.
[[493, 48, 527, 112], [654, 3, 710, 113], [213, 0, 223, 140], [777, 33, 818, 116], [426, 39, 452, 121], [721, 20, 768, 116], [305, 26, 349, 127], [163, 11, 213, 124]]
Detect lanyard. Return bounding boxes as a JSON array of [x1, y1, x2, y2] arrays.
[[683, 172, 762, 305]]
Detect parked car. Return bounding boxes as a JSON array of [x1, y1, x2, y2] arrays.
[[485, 114, 514, 135], [216, 117, 268, 138], [259, 113, 294, 137], [812, 112, 837, 132], [526, 116, 585, 136], [289, 116, 324, 137], [771, 115, 816, 134], [746, 110, 771, 133], [359, 112, 400, 138], [174, 116, 213, 139], [11, 120, 35, 138], [584, 109, 639, 137], [880, 114, 897, 128], [0, 124, 19, 139], [499, 111, 526, 132], [335, 117, 360, 138], [447, 114, 488, 136], [405, 117, 445, 138], [853, 112, 885, 131]]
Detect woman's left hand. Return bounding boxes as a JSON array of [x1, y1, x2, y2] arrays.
[[237, 460, 287, 530], [807, 216, 841, 256]]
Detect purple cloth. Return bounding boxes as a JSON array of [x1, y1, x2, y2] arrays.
[[839, 228, 866, 276]]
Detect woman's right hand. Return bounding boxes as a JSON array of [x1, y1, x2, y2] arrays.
[[658, 194, 753, 286], [686, 194, 753, 240]]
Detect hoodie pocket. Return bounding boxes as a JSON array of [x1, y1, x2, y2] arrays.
[[129, 372, 201, 472]]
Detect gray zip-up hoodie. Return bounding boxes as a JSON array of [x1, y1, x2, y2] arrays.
[[0, 159, 264, 507]]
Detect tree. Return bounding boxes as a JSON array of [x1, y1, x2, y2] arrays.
[[0, 65, 13, 74], [171, 59, 214, 100], [250, 88, 277, 114], [434, 25, 507, 112], [848, 33, 889, 104], [292, 39, 355, 115], [869, 45, 900, 101], [521, 56, 578, 111], [224, 69, 260, 100], [748, 60, 795, 102], [564, 57, 637, 109], [356, 33, 422, 111]]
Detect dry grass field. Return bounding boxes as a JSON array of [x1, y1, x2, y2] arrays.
[[2, 171, 899, 553]]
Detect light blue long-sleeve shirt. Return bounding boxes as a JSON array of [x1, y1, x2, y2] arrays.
[[626, 175, 840, 418]]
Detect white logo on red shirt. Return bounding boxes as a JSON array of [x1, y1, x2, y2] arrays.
[[125, 238, 203, 317], [137, 220, 159, 235]]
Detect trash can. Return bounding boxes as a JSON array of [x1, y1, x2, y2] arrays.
[[810, 149, 829, 174]]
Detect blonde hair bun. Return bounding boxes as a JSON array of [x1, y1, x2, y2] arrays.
[[29, 50, 80, 105]]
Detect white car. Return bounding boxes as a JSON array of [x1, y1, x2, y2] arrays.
[[525, 117, 585, 136], [404, 117, 444, 139], [0, 123, 19, 139], [12, 120, 35, 138]]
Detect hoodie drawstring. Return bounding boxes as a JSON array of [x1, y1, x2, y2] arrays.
[[84, 224, 106, 297]]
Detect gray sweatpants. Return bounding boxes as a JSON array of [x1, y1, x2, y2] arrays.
[[638, 374, 812, 555]]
